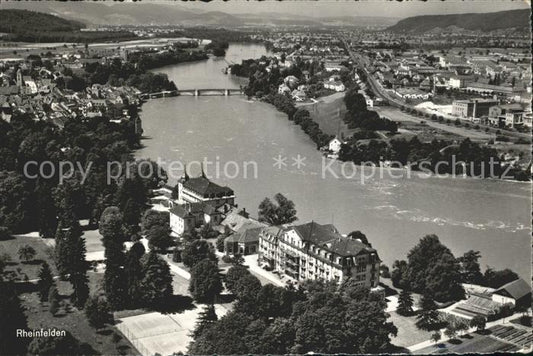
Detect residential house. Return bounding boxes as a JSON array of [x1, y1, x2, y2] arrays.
[[491, 278, 531, 308], [324, 79, 345, 92], [328, 136, 344, 154], [224, 224, 264, 255]]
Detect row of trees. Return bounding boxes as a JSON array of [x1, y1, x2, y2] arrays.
[[343, 86, 398, 132], [99, 206, 173, 310], [263, 94, 332, 148]]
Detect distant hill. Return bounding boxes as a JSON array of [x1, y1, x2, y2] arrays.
[[0, 9, 84, 33], [0, 9, 134, 43], [0, 1, 398, 28], [387, 9, 530, 33]]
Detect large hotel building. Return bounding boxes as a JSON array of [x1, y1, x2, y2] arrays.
[[258, 221, 381, 288]]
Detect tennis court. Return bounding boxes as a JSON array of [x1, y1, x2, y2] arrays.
[[116, 305, 229, 356]]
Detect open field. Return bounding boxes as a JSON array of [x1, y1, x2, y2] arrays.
[[0, 234, 56, 280], [20, 272, 139, 355], [300, 92, 354, 138], [388, 311, 433, 348], [116, 304, 230, 355], [374, 106, 494, 141]]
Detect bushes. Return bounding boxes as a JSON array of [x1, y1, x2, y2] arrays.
[[0, 226, 11, 240]]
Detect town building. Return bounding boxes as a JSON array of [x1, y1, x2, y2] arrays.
[[393, 87, 432, 100], [170, 171, 235, 235], [323, 79, 345, 92], [258, 221, 381, 287], [491, 278, 532, 308], [488, 103, 526, 127], [175, 170, 235, 207], [452, 99, 499, 120], [224, 224, 264, 255]]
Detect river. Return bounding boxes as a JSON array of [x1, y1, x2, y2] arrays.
[[136, 43, 531, 281]]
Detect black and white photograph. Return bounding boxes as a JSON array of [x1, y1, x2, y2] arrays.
[[0, 0, 531, 355]]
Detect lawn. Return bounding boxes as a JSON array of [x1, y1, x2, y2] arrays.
[[414, 331, 517, 354], [20, 272, 140, 355], [388, 311, 433, 348], [0, 234, 56, 280], [304, 93, 354, 138]]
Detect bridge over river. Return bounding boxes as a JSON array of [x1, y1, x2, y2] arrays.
[[141, 88, 244, 99]]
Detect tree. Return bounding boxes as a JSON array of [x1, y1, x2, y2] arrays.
[[444, 325, 457, 340], [419, 292, 437, 311], [483, 268, 519, 288], [0, 226, 11, 240], [455, 319, 469, 336], [140, 252, 173, 307], [255, 317, 295, 354], [48, 286, 60, 316], [391, 260, 408, 289], [125, 242, 145, 308], [181, 239, 217, 268], [63, 222, 89, 308], [216, 235, 226, 253], [188, 311, 255, 355], [37, 262, 54, 302], [192, 304, 218, 339], [397, 289, 414, 316], [458, 250, 484, 285], [141, 209, 169, 233], [171, 183, 179, 200], [256, 284, 296, 318], [99, 207, 127, 310], [405, 235, 464, 302], [0, 171, 32, 232], [470, 315, 486, 331], [232, 274, 262, 314], [27, 331, 84, 355], [84, 296, 113, 329], [225, 265, 251, 293], [189, 259, 223, 303], [147, 225, 173, 251], [258, 193, 297, 225], [122, 198, 142, 237], [292, 282, 397, 354], [0, 280, 29, 355], [431, 331, 441, 346], [416, 310, 443, 331], [18, 245, 36, 263]]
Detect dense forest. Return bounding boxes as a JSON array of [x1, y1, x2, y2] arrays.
[[387, 9, 530, 33], [0, 111, 164, 237], [0, 9, 135, 43], [0, 9, 84, 33], [65, 57, 177, 93]]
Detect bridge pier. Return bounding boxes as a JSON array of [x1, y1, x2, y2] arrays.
[[225, 89, 229, 96], [194, 89, 199, 97]]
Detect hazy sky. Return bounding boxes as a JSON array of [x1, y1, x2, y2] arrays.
[[159, 0, 531, 18]]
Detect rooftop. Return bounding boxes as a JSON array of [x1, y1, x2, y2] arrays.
[[291, 222, 378, 258], [182, 175, 234, 198]]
